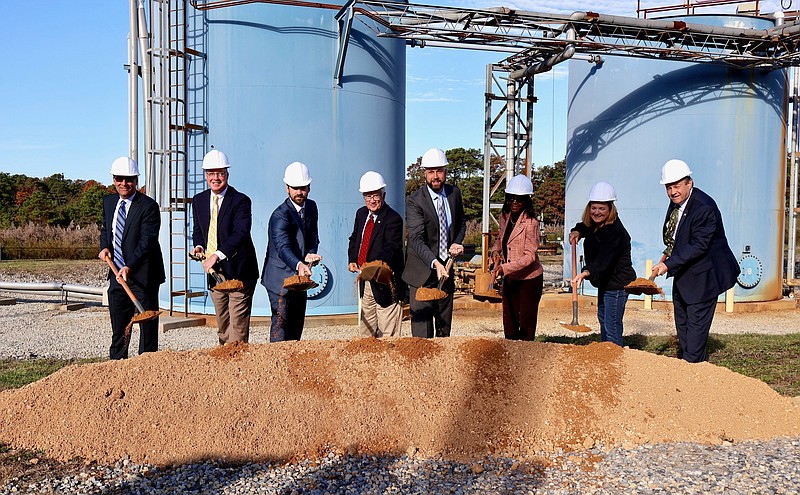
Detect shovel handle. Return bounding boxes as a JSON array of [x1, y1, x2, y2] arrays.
[[104, 254, 145, 313], [649, 254, 668, 281], [437, 257, 454, 291], [190, 251, 225, 285], [570, 237, 579, 303]]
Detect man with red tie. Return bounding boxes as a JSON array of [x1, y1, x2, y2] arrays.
[[347, 171, 405, 337]]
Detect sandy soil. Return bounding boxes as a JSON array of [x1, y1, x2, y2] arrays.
[[1, 338, 798, 466]]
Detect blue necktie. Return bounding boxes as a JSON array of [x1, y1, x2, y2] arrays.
[[113, 200, 127, 268]]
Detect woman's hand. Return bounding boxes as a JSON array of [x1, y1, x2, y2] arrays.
[[570, 270, 589, 285], [568, 230, 580, 244]]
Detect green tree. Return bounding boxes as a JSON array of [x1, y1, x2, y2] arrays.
[[531, 159, 566, 224]]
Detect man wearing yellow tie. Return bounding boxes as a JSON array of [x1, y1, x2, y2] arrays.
[[191, 150, 259, 344]]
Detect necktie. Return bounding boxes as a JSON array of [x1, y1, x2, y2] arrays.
[[207, 194, 219, 254], [663, 206, 680, 256], [113, 200, 126, 269], [358, 214, 375, 266], [437, 195, 448, 260]]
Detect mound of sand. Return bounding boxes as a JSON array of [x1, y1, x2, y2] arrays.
[[0, 338, 798, 465]]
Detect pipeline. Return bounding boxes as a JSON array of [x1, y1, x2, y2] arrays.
[[0, 282, 105, 304]]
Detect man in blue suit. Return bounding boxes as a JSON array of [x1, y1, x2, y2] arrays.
[[191, 150, 259, 344], [652, 159, 740, 363], [260, 161, 321, 342], [98, 157, 165, 359]]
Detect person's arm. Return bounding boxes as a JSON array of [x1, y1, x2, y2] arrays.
[[217, 193, 253, 261], [663, 204, 717, 274], [375, 212, 404, 264], [406, 195, 437, 268], [268, 207, 303, 270], [581, 226, 625, 283], [126, 199, 161, 271], [500, 216, 540, 277]]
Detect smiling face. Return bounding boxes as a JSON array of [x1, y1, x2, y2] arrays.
[[287, 184, 310, 206], [113, 175, 138, 200], [589, 202, 611, 226], [424, 167, 446, 193], [506, 195, 525, 214], [205, 169, 229, 195], [665, 177, 692, 205], [363, 189, 385, 214]]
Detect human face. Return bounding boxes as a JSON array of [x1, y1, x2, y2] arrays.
[[362, 189, 385, 214], [665, 177, 692, 205], [287, 184, 309, 206], [113, 175, 138, 200], [205, 169, 228, 194], [589, 202, 611, 226], [506, 195, 525, 214], [424, 167, 446, 193]]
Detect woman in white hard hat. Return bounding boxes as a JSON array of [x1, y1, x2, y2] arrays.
[[490, 175, 544, 340], [568, 181, 636, 346]]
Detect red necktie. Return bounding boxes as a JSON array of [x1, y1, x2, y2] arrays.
[[358, 214, 375, 266]]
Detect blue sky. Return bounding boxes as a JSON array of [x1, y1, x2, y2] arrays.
[[0, 1, 783, 183]]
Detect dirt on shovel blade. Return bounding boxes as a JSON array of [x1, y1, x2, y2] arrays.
[[625, 277, 664, 295], [213, 279, 245, 292], [416, 287, 448, 301], [561, 323, 593, 333], [124, 310, 163, 339], [283, 275, 318, 291]]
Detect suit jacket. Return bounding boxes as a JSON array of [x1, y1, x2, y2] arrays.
[[492, 210, 543, 281], [402, 183, 466, 288], [663, 187, 740, 304], [260, 197, 320, 294], [100, 192, 165, 289], [192, 186, 259, 286], [348, 203, 405, 306]]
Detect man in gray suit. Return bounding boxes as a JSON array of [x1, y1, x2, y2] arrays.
[[402, 148, 466, 338]]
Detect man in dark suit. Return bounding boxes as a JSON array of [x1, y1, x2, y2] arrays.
[[652, 159, 740, 363], [402, 148, 467, 338], [260, 161, 321, 342], [191, 150, 259, 344], [348, 171, 405, 337], [98, 157, 165, 360]]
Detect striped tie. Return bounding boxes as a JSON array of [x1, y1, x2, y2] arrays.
[[113, 200, 126, 268], [207, 194, 219, 254], [437, 195, 448, 260]]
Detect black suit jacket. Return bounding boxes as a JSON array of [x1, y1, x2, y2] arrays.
[[402, 183, 466, 288], [348, 203, 404, 306], [663, 187, 740, 304], [100, 192, 165, 289], [192, 186, 259, 286]]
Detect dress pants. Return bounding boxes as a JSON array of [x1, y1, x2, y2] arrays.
[[268, 288, 307, 342], [359, 282, 402, 338], [410, 272, 454, 338], [672, 283, 717, 363], [211, 283, 255, 344], [107, 281, 159, 360], [501, 275, 543, 341]]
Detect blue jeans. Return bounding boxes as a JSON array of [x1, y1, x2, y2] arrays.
[[597, 288, 628, 346]]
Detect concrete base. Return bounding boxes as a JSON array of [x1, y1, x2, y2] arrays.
[[0, 297, 16, 306], [159, 315, 208, 332], [50, 303, 85, 311]]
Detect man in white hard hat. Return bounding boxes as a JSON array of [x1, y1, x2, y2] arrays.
[[190, 150, 259, 344], [651, 159, 739, 363], [347, 171, 405, 337], [402, 148, 466, 338], [98, 157, 165, 359], [260, 161, 322, 341]]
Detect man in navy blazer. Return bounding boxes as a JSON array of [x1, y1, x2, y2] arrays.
[[652, 159, 740, 363], [98, 157, 165, 359], [348, 171, 405, 337], [402, 148, 466, 338], [191, 150, 259, 344], [260, 161, 321, 342]]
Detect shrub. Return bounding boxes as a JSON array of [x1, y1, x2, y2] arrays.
[[0, 223, 100, 260]]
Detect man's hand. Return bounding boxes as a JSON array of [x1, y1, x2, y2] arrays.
[[298, 263, 313, 277], [651, 262, 668, 278], [190, 246, 205, 258], [117, 266, 131, 283], [434, 260, 449, 281], [448, 243, 464, 257], [202, 253, 219, 273], [305, 253, 322, 265], [348, 262, 360, 273], [98, 248, 110, 262]]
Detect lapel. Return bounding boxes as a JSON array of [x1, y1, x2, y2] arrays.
[[122, 193, 140, 242], [674, 194, 694, 240], [217, 186, 234, 223], [508, 213, 526, 242], [367, 205, 385, 251]]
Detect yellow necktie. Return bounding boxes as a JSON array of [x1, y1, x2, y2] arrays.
[[207, 194, 219, 254]]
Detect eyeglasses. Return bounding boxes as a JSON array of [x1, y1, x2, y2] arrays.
[[113, 176, 136, 183], [506, 195, 525, 203], [205, 171, 227, 178], [362, 193, 383, 201]]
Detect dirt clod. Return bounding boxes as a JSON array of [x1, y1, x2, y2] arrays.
[[415, 287, 448, 301], [213, 279, 245, 292]]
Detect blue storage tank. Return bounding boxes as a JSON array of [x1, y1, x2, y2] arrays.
[[160, 3, 406, 316], [564, 15, 786, 302]]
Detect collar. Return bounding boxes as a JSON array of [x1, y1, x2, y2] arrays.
[[426, 185, 446, 202]]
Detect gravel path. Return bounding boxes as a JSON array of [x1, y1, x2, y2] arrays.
[[1, 267, 799, 494]]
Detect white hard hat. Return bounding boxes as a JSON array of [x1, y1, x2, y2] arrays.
[[202, 150, 231, 170], [660, 159, 693, 185], [283, 161, 312, 187], [505, 175, 533, 195], [421, 148, 448, 168], [109, 157, 139, 176], [359, 171, 387, 193], [587, 181, 617, 202]]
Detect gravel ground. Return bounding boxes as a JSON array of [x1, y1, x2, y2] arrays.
[[1, 265, 799, 494]]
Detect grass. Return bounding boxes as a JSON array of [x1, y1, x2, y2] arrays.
[[0, 358, 101, 392]]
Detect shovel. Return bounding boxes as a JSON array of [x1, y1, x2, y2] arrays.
[[624, 254, 666, 296], [561, 237, 592, 333], [189, 252, 244, 292], [103, 254, 162, 339], [415, 257, 453, 302]]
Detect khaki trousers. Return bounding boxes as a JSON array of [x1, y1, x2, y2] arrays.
[[211, 283, 255, 344], [359, 282, 402, 338]]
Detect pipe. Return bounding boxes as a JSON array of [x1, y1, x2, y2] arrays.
[[128, 0, 139, 166], [789, 66, 799, 283], [138, 0, 156, 199], [0, 282, 105, 302], [510, 28, 575, 79]]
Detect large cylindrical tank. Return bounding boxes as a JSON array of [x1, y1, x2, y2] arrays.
[[564, 15, 786, 302], [160, 3, 406, 316]]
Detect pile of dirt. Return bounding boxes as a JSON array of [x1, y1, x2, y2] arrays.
[[0, 338, 798, 466]]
